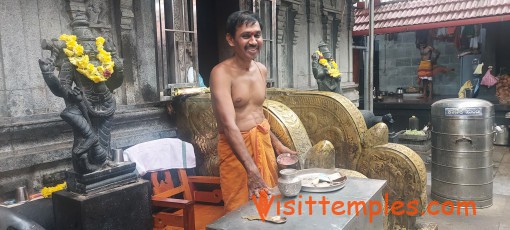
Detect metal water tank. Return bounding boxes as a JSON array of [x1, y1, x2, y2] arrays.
[[431, 98, 494, 208]]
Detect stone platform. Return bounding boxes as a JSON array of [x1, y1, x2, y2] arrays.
[[66, 162, 138, 194], [53, 179, 151, 230]]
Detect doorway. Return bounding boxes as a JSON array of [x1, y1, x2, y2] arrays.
[[196, 0, 239, 86]]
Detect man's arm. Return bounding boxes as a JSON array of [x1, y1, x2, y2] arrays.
[[269, 131, 297, 155], [210, 66, 269, 198], [256, 62, 298, 156]]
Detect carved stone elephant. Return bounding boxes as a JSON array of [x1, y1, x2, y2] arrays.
[[171, 89, 427, 229]]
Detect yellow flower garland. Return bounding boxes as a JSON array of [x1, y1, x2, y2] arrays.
[[41, 182, 67, 198], [315, 50, 341, 78], [59, 34, 115, 83]]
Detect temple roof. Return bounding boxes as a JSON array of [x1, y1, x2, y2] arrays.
[[353, 0, 510, 36]]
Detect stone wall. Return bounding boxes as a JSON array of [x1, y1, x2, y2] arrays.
[[0, 0, 360, 196], [0, 0, 169, 196], [376, 32, 459, 96], [0, 0, 159, 117], [276, 0, 359, 105], [0, 105, 176, 195]]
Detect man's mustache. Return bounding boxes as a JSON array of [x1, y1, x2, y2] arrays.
[[246, 44, 258, 49]]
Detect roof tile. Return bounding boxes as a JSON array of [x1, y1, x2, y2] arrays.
[[355, 0, 510, 33]]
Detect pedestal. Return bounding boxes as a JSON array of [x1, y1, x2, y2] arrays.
[[53, 179, 151, 230], [66, 162, 138, 194], [397, 130, 431, 163]]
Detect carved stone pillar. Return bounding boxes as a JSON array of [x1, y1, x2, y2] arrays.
[[67, 0, 86, 20], [321, 13, 334, 45], [120, 0, 135, 32], [307, 0, 318, 23], [289, 1, 303, 45], [67, 0, 115, 35], [276, 4, 287, 44], [119, 0, 135, 105], [277, 0, 303, 45], [320, 0, 343, 49]]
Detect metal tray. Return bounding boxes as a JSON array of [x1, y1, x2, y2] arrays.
[[295, 168, 347, 193]]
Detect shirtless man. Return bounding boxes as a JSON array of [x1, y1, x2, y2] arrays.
[[210, 11, 296, 212], [417, 43, 440, 99]]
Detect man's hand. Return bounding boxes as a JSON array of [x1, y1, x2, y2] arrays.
[[273, 142, 298, 155], [247, 168, 271, 199], [270, 131, 298, 155]]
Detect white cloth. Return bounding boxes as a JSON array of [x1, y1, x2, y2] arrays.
[[123, 138, 196, 176]]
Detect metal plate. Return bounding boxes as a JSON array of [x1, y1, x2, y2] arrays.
[[294, 168, 347, 193]]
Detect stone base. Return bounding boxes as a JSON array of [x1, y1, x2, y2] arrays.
[[415, 222, 438, 230], [342, 81, 360, 107], [66, 162, 137, 194], [53, 179, 152, 230]]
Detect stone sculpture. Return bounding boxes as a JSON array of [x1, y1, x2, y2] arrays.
[[170, 88, 428, 229], [311, 41, 342, 94], [360, 110, 395, 132], [38, 14, 124, 175]]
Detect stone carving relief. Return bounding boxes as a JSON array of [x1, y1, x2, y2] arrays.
[[277, 0, 304, 45], [320, 0, 343, 47], [263, 100, 312, 165], [187, 100, 219, 176], [289, 1, 303, 44], [67, 0, 125, 53], [38, 13, 124, 175], [265, 89, 427, 229], [276, 4, 288, 44], [33, 1, 140, 195], [322, 0, 338, 9], [357, 143, 427, 228], [119, 0, 135, 32], [311, 41, 342, 93], [307, 0, 318, 23], [86, 0, 109, 26], [267, 91, 366, 169]]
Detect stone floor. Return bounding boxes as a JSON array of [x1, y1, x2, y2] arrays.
[[417, 146, 510, 230]]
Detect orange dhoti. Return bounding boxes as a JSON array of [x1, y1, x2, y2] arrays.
[[417, 60, 433, 81], [217, 119, 278, 212]]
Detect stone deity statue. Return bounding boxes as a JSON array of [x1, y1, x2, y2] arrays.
[[311, 41, 342, 94], [38, 14, 124, 175]]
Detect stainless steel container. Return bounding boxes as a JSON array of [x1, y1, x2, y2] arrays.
[[111, 148, 125, 163], [431, 98, 494, 208], [15, 186, 29, 203], [493, 125, 509, 146]]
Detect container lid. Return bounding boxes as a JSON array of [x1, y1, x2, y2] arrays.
[[431, 98, 494, 118]]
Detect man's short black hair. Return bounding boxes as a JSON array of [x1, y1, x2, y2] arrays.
[[226, 10, 263, 37]]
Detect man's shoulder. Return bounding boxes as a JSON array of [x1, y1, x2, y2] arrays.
[[253, 61, 268, 74], [210, 61, 233, 82], [254, 61, 267, 69], [212, 58, 234, 72]]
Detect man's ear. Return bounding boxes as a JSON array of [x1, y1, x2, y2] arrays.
[[226, 34, 235, 47]]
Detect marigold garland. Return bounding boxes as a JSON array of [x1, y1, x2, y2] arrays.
[[41, 182, 67, 198], [59, 34, 115, 83], [315, 50, 341, 78]]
